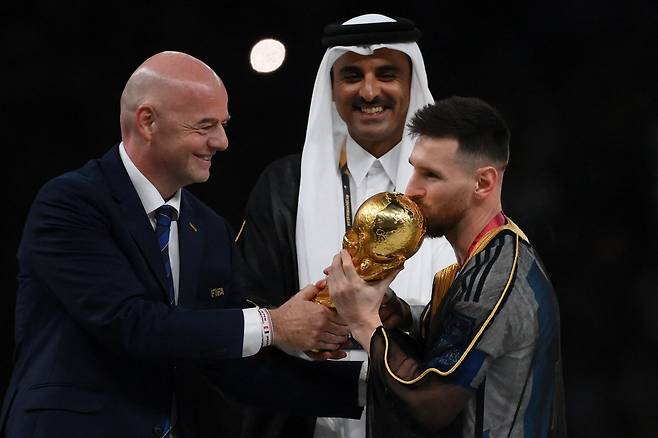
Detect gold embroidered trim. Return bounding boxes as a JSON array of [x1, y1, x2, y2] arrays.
[[383, 223, 525, 384], [429, 263, 460, 319], [420, 219, 528, 334], [235, 220, 247, 243]]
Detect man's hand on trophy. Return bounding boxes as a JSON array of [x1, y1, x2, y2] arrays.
[[380, 288, 413, 330], [269, 284, 350, 354], [318, 277, 409, 341], [324, 249, 402, 354]]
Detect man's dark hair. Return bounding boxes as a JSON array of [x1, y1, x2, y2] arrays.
[[408, 96, 510, 165]]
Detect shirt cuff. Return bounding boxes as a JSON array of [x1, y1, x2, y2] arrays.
[[242, 307, 262, 357]]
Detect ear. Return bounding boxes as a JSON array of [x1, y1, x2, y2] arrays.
[[473, 166, 499, 200], [135, 104, 156, 141]]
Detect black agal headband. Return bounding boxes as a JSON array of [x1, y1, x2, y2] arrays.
[[321, 17, 421, 48]]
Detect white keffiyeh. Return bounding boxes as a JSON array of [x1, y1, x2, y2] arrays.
[[295, 13, 456, 438], [296, 14, 455, 308]]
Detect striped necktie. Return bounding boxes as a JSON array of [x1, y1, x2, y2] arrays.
[[155, 204, 177, 306]]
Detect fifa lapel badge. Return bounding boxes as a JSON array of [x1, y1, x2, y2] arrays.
[[210, 287, 225, 298]]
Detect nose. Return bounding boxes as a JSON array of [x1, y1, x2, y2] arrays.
[[359, 74, 381, 102], [404, 172, 424, 199], [208, 125, 229, 151]]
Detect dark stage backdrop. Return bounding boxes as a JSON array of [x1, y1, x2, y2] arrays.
[[3, 1, 657, 436]]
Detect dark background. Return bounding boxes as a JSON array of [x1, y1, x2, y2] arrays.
[[3, 1, 657, 436]]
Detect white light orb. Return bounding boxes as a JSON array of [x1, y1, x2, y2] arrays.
[[249, 38, 286, 73]]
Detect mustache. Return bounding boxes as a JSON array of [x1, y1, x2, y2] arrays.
[[351, 96, 391, 108]]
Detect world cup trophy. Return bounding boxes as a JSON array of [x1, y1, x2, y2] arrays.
[[314, 192, 426, 308]]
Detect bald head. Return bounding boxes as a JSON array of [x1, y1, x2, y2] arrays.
[[117, 51, 230, 199], [120, 51, 225, 139]]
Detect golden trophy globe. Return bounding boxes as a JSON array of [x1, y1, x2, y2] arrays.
[[314, 192, 426, 308]]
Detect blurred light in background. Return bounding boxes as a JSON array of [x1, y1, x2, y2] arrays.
[[250, 38, 286, 73]]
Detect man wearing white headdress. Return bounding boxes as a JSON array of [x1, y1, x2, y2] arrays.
[[235, 13, 456, 438]]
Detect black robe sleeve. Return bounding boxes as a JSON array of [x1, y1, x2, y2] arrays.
[[366, 328, 465, 438], [233, 153, 321, 438], [235, 153, 302, 307]]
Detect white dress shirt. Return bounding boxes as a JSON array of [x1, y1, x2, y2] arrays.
[[345, 135, 400, 213], [314, 136, 400, 438]]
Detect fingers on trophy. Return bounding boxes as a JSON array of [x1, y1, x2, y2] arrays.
[[315, 192, 427, 308]]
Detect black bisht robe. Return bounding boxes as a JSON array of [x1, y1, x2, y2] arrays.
[[233, 153, 320, 438]]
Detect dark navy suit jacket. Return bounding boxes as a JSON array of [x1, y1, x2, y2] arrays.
[[1, 146, 362, 438]]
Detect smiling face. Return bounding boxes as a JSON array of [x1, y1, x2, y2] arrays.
[[148, 80, 229, 195], [331, 48, 412, 157], [121, 52, 231, 199]]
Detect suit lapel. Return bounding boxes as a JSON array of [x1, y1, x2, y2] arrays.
[[98, 146, 170, 301], [177, 193, 203, 308]]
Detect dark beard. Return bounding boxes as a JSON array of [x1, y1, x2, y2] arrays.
[[425, 219, 448, 239], [424, 208, 464, 239]]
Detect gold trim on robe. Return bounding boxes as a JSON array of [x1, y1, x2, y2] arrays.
[[383, 219, 528, 383]]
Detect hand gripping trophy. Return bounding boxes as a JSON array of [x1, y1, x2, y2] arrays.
[[314, 192, 426, 308]]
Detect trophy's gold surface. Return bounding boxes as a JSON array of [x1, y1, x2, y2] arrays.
[[314, 192, 426, 308]]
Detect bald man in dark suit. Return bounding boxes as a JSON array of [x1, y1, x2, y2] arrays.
[[1, 51, 362, 438]]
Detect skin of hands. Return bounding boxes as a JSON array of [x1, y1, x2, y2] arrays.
[[324, 250, 401, 354], [268, 284, 350, 352], [316, 278, 411, 332]]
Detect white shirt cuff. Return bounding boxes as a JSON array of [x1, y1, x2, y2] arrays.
[[242, 307, 262, 357]]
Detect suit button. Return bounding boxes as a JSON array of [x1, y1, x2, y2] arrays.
[[152, 425, 163, 436]]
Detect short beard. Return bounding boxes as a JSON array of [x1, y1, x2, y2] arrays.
[[424, 209, 464, 239], [425, 220, 449, 239]]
